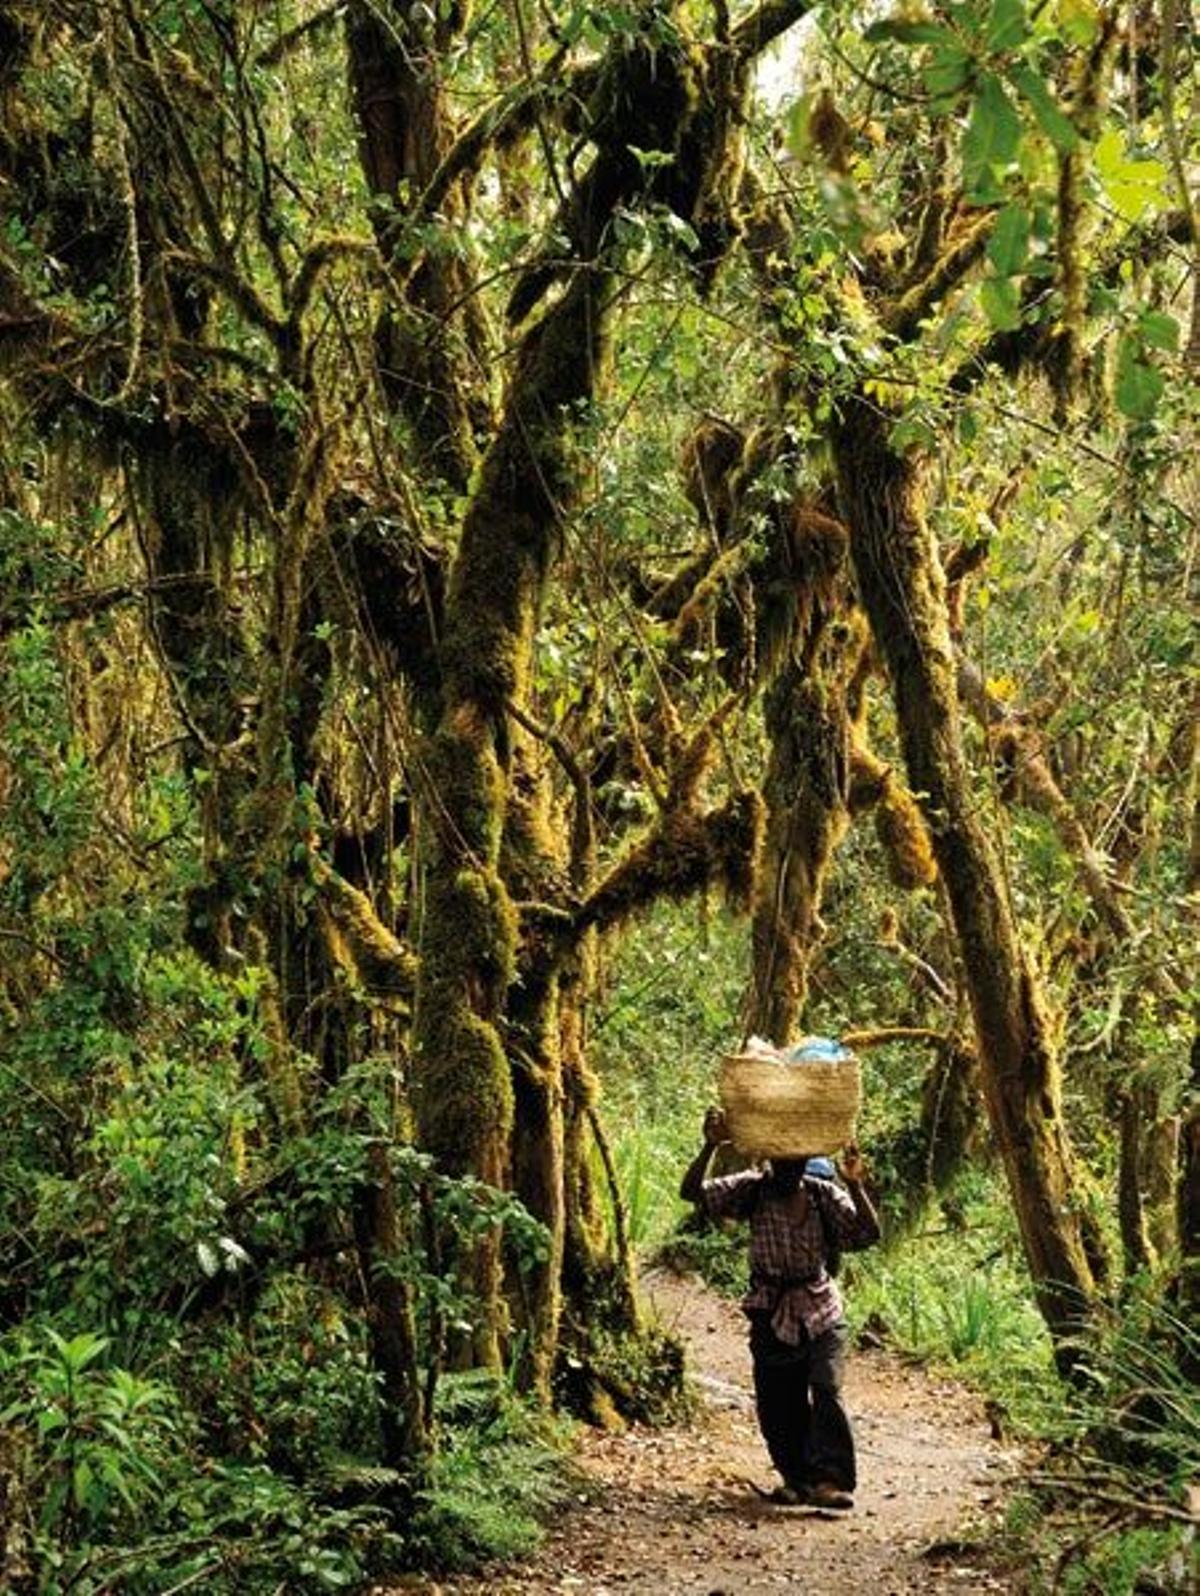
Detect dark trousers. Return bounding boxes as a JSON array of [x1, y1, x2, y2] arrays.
[[749, 1312, 856, 1492]]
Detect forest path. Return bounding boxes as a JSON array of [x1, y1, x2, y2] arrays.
[[389, 1269, 1025, 1595]]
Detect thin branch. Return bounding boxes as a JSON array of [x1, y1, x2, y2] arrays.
[[732, 0, 819, 63], [0, 927, 69, 971], [1027, 1473, 1200, 1526], [256, 2, 347, 68], [841, 1025, 946, 1048], [1160, 0, 1200, 360]]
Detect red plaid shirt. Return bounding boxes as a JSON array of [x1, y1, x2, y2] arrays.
[[702, 1170, 880, 1344]]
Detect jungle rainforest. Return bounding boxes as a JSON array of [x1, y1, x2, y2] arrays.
[[0, 0, 1196, 1591]]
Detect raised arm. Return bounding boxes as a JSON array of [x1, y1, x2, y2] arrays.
[[679, 1107, 729, 1204], [831, 1144, 881, 1248]]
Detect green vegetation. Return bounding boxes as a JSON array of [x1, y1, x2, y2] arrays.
[[598, 900, 1197, 1587], [1, 0, 1196, 1589]]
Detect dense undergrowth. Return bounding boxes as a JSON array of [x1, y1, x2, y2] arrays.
[[0, 619, 569, 1591]]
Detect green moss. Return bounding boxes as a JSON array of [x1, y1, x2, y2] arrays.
[[554, 1313, 687, 1427], [422, 868, 517, 997], [414, 1009, 513, 1175], [443, 514, 536, 713], [711, 788, 765, 914], [424, 709, 507, 860], [875, 778, 938, 889]]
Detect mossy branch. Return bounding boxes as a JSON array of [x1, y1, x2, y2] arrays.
[[257, 2, 346, 68], [165, 249, 287, 349], [883, 211, 994, 341], [573, 787, 764, 939], [315, 859, 419, 1006], [507, 697, 596, 882], [394, 47, 577, 285], [848, 742, 937, 889], [287, 234, 379, 341], [841, 1026, 945, 1049], [956, 657, 1183, 1002]]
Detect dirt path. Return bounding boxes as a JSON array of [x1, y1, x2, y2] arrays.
[[389, 1270, 1025, 1595]]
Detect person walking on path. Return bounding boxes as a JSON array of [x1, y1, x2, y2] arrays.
[[680, 1107, 881, 1510]]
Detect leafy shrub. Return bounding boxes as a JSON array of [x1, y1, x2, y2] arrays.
[[0, 1329, 178, 1548], [408, 1371, 575, 1572]]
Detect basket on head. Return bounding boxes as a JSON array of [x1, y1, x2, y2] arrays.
[[719, 1052, 861, 1158]]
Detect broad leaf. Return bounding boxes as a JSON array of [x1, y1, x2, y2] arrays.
[[864, 19, 958, 45], [1114, 336, 1164, 419], [1138, 310, 1180, 352], [986, 0, 1029, 52], [1009, 64, 1078, 151], [1094, 129, 1170, 221], [980, 275, 1022, 330], [1056, 0, 1101, 45], [924, 44, 975, 99], [963, 73, 1022, 201], [987, 203, 1031, 274]]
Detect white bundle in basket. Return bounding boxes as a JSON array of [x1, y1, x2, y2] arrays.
[[720, 1036, 861, 1157]]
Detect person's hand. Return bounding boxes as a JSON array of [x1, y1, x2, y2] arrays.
[[839, 1143, 867, 1184], [703, 1106, 729, 1146]]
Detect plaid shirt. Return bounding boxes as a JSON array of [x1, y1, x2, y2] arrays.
[[702, 1169, 880, 1344]]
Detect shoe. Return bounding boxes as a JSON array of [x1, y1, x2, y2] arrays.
[[765, 1482, 808, 1506], [807, 1481, 853, 1510]]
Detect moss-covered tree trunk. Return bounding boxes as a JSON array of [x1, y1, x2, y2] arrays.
[[502, 744, 569, 1398], [410, 269, 611, 1368], [346, 0, 483, 492], [1178, 1033, 1200, 1379], [835, 392, 1103, 1364], [748, 663, 851, 1043]]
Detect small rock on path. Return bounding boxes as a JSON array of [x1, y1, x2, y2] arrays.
[[383, 1269, 1025, 1595]]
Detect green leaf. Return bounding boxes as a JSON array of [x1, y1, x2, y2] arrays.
[[1008, 64, 1078, 151], [923, 44, 974, 99], [864, 19, 958, 45], [987, 203, 1031, 274], [73, 1458, 94, 1510], [1057, 0, 1101, 45], [986, 0, 1028, 52], [627, 144, 675, 171], [1137, 310, 1180, 352], [980, 275, 1022, 330], [786, 93, 813, 161], [1094, 129, 1169, 221], [1114, 336, 1164, 420], [963, 73, 1022, 201], [56, 1332, 109, 1374]]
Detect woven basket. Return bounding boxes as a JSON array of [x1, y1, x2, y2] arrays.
[[719, 1053, 861, 1157]]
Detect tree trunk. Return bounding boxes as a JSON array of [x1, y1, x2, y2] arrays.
[[503, 746, 568, 1399], [410, 268, 612, 1367], [352, 1142, 429, 1472], [346, 0, 484, 491], [1177, 1032, 1200, 1379], [835, 392, 1103, 1365], [1118, 1089, 1155, 1276], [747, 663, 851, 1042]]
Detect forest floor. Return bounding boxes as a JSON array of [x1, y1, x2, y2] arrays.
[[385, 1268, 1032, 1596]]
